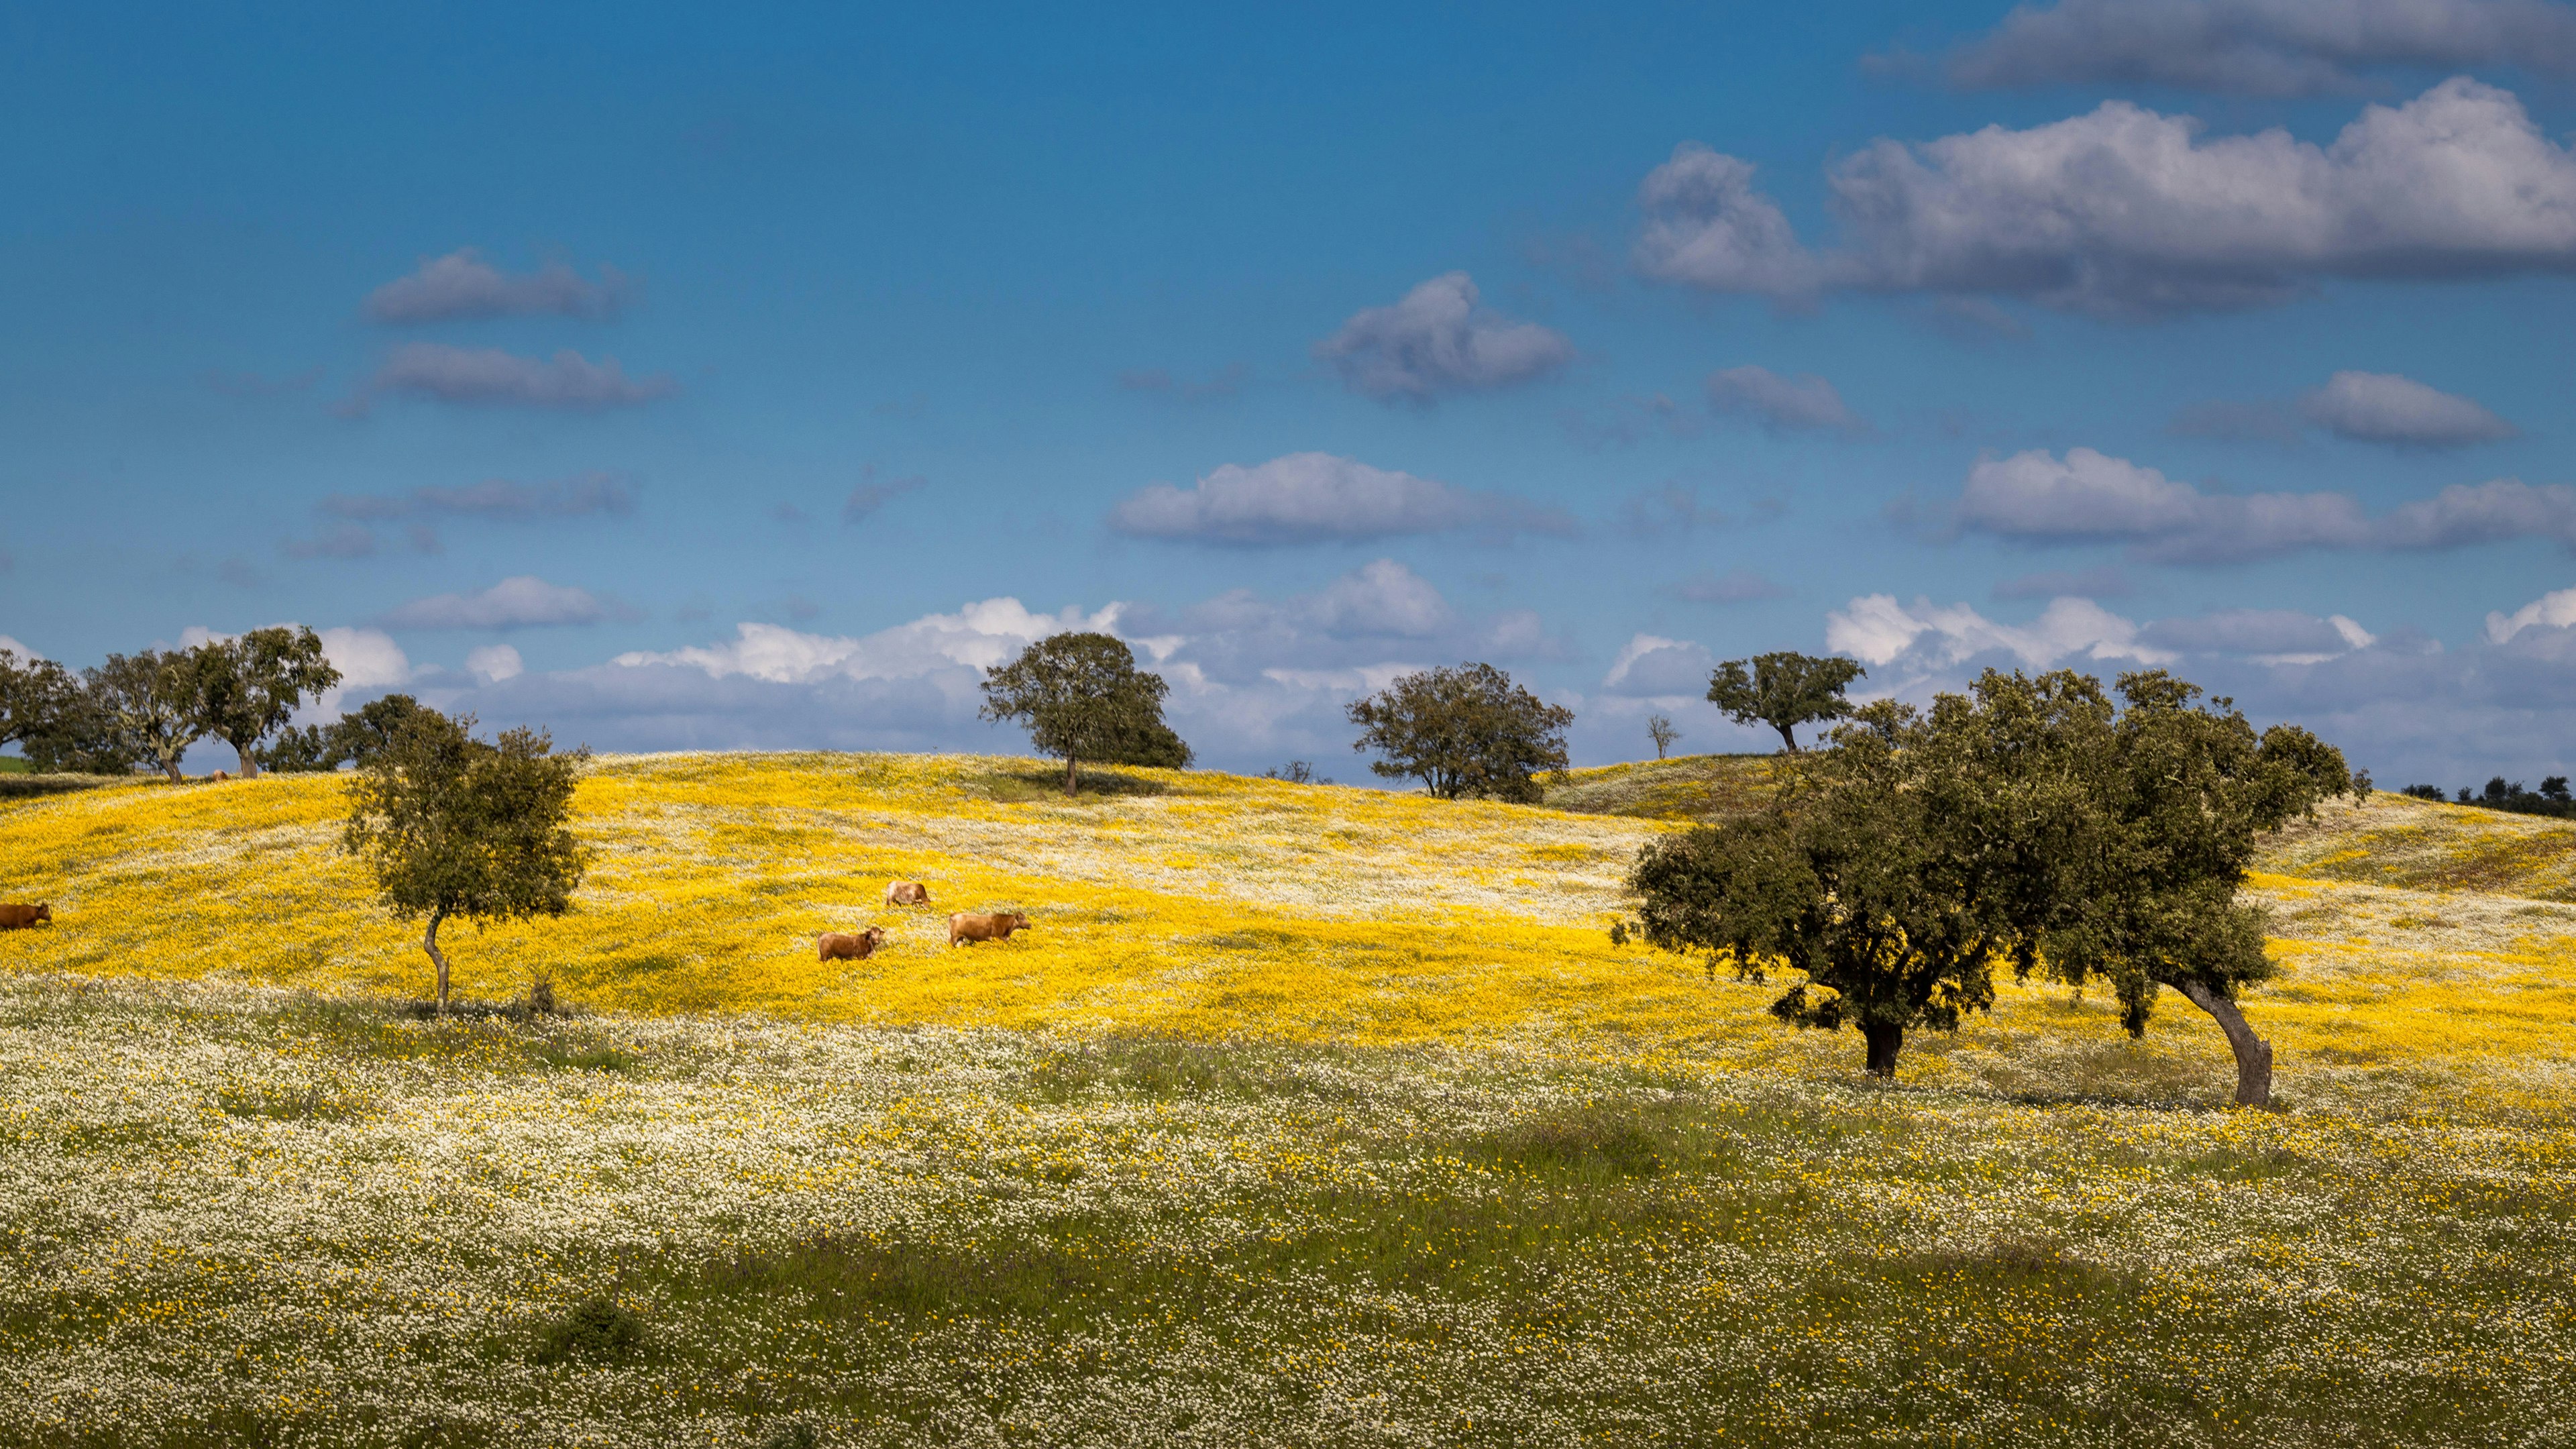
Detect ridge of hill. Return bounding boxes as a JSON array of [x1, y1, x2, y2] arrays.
[[1540, 752, 1777, 822]]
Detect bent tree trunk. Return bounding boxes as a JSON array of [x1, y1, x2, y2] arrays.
[[2174, 979, 2273, 1109], [423, 907, 451, 1016], [1861, 1021, 1904, 1077], [232, 737, 260, 780], [1775, 722, 1801, 754]]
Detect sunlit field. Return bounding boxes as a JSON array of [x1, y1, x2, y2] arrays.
[[3, 756, 2572, 1446]]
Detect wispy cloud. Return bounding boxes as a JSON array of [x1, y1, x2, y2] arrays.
[[356, 344, 675, 411], [1704, 366, 1868, 435], [1108, 452, 1575, 547], [1313, 272, 1574, 402], [366, 248, 629, 323], [379, 576, 621, 631]]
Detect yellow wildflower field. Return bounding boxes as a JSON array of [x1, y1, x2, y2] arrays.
[[2, 753, 2571, 1095], [4, 756, 2575, 1446]]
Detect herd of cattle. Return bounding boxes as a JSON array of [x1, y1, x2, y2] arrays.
[[820, 879, 1032, 960], [0, 885, 1030, 964]]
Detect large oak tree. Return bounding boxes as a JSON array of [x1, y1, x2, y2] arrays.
[[979, 632, 1191, 795], [1346, 662, 1573, 804]]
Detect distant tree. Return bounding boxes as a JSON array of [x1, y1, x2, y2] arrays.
[[1705, 651, 1866, 753], [341, 710, 590, 1016], [979, 633, 1191, 795], [259, 694, 432, 773], [1346, 663, 1574, 804], [1646, 713, 1679, 760], [1, 648, 77, 761], [2400, 784, 2445, 801], [189, 626, 342, 778], [85, 650, 209, 784], [1265, 760, 1318, 784]]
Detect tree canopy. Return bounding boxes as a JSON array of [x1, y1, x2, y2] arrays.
[[341, 709, 591, 1014], [1621, 667, 2356, 1101], [1346, 662, 1574, 803], [979, 632, 1191, 794], [189, 626, 342, 778], [85, 650, 209, 784], [0, 649, 76, 759], [258, 693, 432, 773], [1705, 651, 1866, 753]]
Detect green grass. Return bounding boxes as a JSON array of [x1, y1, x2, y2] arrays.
[[1543, 751, 1777, 822]]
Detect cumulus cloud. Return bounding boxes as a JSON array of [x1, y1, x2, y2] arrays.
[[365, 248, 629, 323], [2487, 586, 2576, 642], [379, 576, 614, 631], [0, 634, 40, 661], [1914, 0, 2576, 97], [2300, 370, 2518, 447], [1704, 366, 1868, 434], [361, 344, 676, 410], [1107, 452, 1573, 546], [1826, 594, 2170, 670], [1956, 447, 2576, 561], [1635, 78, 2576, 317], [1601, 635, 1719, 698], [465, 644, 524, 683], [2139, 608, 2375, 663], [321, 472, 639, 522], [1304, 559, 1454, 637], [1313, 272, 1575, 402], [318, 627, 415, 688]]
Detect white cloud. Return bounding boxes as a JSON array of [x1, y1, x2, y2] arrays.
[[0, 635, 38, 661], [1633, 146, 1821, 295], [1703, 366, 1868, 434], [362, 344, 676, 410], [1826, 594, 2171, 669], [2299, 370, 2517, 447], [466, 644, 524, 683], [1601, 634, 1719, 698], [319, 627, 415, 689], [1305, 559, 1452, 637], [365, 248, 628, 323], [615, 598, 1124, 685], [1917, 0, 2576, 97], [380, 576, 612, 631], [1955, 447, 2576, 561], [1313, 272, 1574, 402], [2487, 586, 2576, 643], [2139, 608, 2376, 663], [1636, 78, 2576, 317], [1107, 451, 1572, 546]]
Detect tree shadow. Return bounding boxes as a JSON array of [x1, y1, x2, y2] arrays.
[[971, 767, 1172, 802]]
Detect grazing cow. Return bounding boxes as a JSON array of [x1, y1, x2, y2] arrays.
[[209, 771, 229, 783], [0, 903, 52, 929], [948, 911, 1032, 947], [884, 880, 931, 906], [817, 926, 888, 962]]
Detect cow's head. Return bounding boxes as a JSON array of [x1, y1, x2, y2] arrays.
[[865, 926, 887, 947], [32, 904, 50, 924], [1006, 913, 1032, 930]]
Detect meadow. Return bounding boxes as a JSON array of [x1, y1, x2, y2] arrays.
[[1, 754, 2571, 1446]]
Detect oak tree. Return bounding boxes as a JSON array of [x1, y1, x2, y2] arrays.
[[1705, 651, 1866, 753], [341, 708, 590, 1015], [979, 632, 1191, 794], [189, 626, 342, 778], [1347, 662, 1574, 804], [85, 650, 209, 784]]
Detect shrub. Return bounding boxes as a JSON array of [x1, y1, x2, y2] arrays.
[[531, 1294, 644, 1364]]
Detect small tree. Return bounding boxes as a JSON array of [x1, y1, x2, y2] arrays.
[[1, 648, 76, 761], [1705, 651, 1866, 753], [85, 650, 209, 783], [1646, 713, 1678, 760], [1346, 662, 1574, 804], [341, 710, 590, 1015], [979, 633, 1191, 794], [189, 626, 342, 779]]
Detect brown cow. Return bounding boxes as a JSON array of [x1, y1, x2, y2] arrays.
[[948, 911, 1031, 947], [884, 880, 931, 906], [0, 903, 52, 929], [817, 926, 888, 962]]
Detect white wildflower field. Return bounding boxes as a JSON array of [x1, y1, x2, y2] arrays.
[[1, 758, 2572, 1446]]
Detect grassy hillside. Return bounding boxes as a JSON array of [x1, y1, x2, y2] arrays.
[[1541, 751, 1776, 822], [3, 755, 2573, 1446]]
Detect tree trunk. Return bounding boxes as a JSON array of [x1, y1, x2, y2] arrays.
[[1065, 753, 1080, 796], [424, 908, 451, 1017], [1775, 722, 1801, 754], [1861, 1021, 1903, 1077], [161, 755, 185, 785], [2174, 979, 2272, 1108], [233, 737, 260, 780]]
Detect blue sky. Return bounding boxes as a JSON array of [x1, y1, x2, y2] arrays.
[[7, 1, 2576, 786]]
